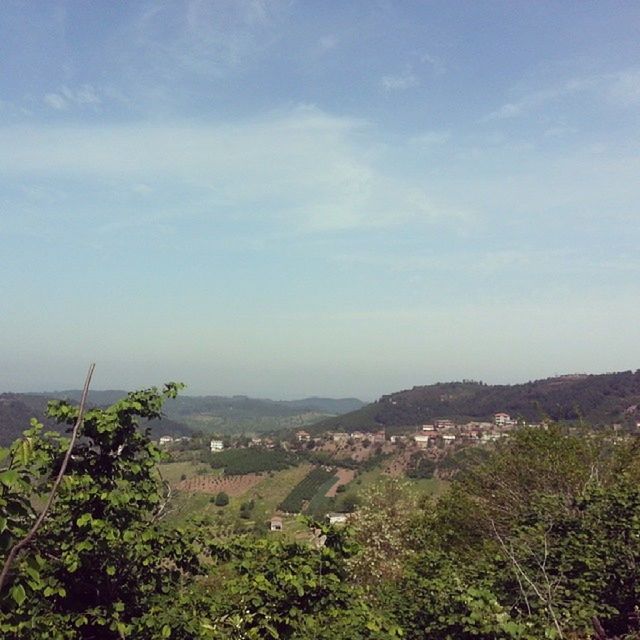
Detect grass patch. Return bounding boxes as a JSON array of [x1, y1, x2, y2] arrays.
[[158, 460, 217, 486]]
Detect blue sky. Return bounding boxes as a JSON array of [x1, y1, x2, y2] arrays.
[[1, 1, 640, 399]]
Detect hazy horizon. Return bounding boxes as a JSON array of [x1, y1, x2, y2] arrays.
[[1, 365, 636, 403], [2, 2, 639, 399]]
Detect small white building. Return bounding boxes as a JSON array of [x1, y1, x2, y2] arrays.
[[422, 424, 435, 432], [159, 436, 174, 446], [494, 412, 511, 427], [414, 434, 430, 449], [296, 430, 311, 442], [210, 439, 224, 452], [442, 434, 456, 444], [270, 516, 283, 531], [327, 513, 348, 525]]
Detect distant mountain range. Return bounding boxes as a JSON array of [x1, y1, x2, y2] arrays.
[[0, 390, 366, 445], [311, 370, 640, 433], [0, 392, 192, 446]]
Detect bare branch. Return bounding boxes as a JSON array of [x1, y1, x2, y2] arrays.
[[491, 519, 564, 638], [0, 363, 95, 593]]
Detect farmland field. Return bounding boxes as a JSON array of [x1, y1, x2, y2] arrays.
[[206, 447, 297, 475], [177, 473, 264, 496], [278, 466, 337, 513], [325, 468, 356, 496], [158, 460, 213, 486]]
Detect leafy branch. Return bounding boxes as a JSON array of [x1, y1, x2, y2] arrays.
[[0, 363, 95, 592]]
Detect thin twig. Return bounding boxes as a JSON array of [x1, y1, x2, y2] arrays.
[[0, 363, 95, 592], [491, 519, 564, 639]]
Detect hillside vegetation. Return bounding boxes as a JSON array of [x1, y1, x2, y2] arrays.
[[0, 391, 365, 445], [3, 384, 640, 638], [0, 393, 191, 446], [314, 370, 640, 432]]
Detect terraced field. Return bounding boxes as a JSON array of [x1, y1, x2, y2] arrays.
[[177, 473, 264, 496]]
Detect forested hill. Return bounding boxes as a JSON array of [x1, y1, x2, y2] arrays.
[[0, 390, 365, 445], [312, 370, 640, 433], [50, 391, 364, 420], [0, 393, 192, 446]]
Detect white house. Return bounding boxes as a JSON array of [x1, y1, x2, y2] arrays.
[[422, 424, 435, 432], [494, 412, 511, 427], [327, 513, 348, 525], [159, 436, 174, 446], [414, 434, 430, 449], [210, 439, 224, 452]]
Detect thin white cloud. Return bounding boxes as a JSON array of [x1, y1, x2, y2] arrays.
[[0, 106, 463, 234], [381, 69, 419, 91], [118, 0, 289, 81], [43, 84, 103, 110], [43, 93, 67, 110], [485, 68, 640, 120], [608, 69, 640, 106], [410, 131, 450, 146], [318, 34, 338, 51], [420, 52, 445, 75]]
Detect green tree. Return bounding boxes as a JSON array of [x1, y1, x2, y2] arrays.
[[214, 492, 229, 507], [0, 383, 206, 639]]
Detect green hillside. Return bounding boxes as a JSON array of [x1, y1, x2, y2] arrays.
[[312, 370, 640, 433]]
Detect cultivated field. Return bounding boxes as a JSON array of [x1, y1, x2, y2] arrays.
[[325, 468, 356, 496], [177, 473, 264, 496]]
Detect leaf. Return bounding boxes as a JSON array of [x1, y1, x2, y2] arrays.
[[11, 584, 26, 606], [161, 624, 172, 638], [76, 513, 92, 527], [0, 469, 19, 487]]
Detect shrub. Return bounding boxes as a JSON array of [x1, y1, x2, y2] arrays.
[[215, 491, 229, 507]]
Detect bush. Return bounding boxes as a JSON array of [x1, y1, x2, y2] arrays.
[[342, 494, 363, 513], [215, 491, 229, 506]]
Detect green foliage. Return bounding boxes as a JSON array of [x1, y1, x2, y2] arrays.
[[405, 452, 435, 479], [304, 474, 340, 518], [6, 383, 640, 640], [205, 447, 297, 475], [199, 527, 403, 639], [278, 467, 336, 513], [341, 494, 362, 513], [383, 428, 640, 639], [0, 383, 207, 639], [347, 478, 417, 590], [214, 491, 229, 507]]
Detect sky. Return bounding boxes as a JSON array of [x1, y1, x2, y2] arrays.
[[1, 1, 640, 400]]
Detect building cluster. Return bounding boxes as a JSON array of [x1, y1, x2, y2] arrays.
[[315, 412, 544, 452], [158, 435, 191, 447], [159, 412, 544, 454], [407, 412, 544, 449]]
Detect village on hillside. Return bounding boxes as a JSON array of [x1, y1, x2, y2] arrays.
[[159, 411, 540, 454]]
